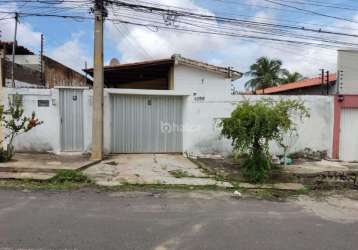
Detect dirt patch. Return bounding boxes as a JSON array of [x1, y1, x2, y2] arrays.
[[295, 194, 358, 224], [194, 157, 295, 184]]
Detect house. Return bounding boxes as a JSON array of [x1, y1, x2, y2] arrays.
[[83, 54, 241, 89], [0, 41, 90, 88], [255, 50, 358, 96], [255, 74, 337, 95], [4, 52, 358, 162]]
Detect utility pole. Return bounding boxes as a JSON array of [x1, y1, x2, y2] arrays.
[[84, 61, 88, 86], [326, 70, 330, 95], [320, 69, 325, 95], [0, 46, 5, 148], [40, 34, 44, 86], [91, 0, 107, 160], [11, 12, 19, 88]]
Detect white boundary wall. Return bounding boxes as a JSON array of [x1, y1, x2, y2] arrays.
[[182, 95, 334, 158], [2, 87, 92, 154], [2, 87, 334, 157]]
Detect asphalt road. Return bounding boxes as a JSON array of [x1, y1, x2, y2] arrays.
[[0, 189, 357, 250]]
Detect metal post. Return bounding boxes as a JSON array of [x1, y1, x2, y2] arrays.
[[11, 13, 19, 88], [91, 0, 106, 160], [40, 33, 44, 86], [326, 70, 330, 95], [320, 69, 325, 95], [84, 61, 88, 86], [0, 48, 5, 148]]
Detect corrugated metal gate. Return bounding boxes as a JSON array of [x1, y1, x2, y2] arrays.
[[111, 95, 183, 153], [59, 89, 84, 151], [339, 108, 358, 161]]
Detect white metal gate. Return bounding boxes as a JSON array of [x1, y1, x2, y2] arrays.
[[111, 95, 183, 153], [339, 108, 358, 161], [59, 89, 84, 152]]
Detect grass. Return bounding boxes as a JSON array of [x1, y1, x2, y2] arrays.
[[0, 170, 94, 190], [0, 178, 314, 201], [168, 169, 194, 178], [0, 169, 313, 201]]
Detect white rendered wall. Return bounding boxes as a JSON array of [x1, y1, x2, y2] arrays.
[[2, 87, 92, 154], [182, 95, 334, 158], [337, 50, 358, 94], [1, 66, 335, 158], [3, 88, 60, 153]]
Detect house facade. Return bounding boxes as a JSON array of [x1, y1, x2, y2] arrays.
[[0, 41, 90, 88], [2, 55, 336, 161]]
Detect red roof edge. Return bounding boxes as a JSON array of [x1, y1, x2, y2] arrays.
[[256, 73, 337, 94]]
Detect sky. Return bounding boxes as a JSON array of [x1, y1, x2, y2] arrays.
[[0, 0, 357, 89]]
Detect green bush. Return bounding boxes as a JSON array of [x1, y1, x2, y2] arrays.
[[220, 99, 309, 183], [51, 170, 93, 184]]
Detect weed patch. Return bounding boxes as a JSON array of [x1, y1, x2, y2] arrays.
[[51, 170, 93, 184], [168, 170, 193, 178]]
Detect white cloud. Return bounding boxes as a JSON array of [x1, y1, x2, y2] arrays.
[[106, 0, 228, 63], [0, 3, 90, 73], [0, 15, 41, 50], [48, 34, 91, 73]]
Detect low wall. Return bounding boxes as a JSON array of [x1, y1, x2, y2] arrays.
[[1, 88, 335, 158], [183, 95, 334, 158], [2, 88, 60, 153], [1, 88, 92, 154]]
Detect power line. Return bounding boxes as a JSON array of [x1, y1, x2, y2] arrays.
[[1, 1, 358, 51], [262, 0, 358, 24]]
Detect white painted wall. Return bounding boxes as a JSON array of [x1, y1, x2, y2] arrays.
[[1, 66, 335, 159], [337, 50, 358, 94], [2, 87, 92, 154], [2, 88, 60, 153], [5, 55, 40, 65], [182, 95, 334, 158], [173, 64, 232, 101]]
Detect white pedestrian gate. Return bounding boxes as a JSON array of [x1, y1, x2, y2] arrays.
[[339, 108, 358, 161], [59, 89, 84, 152], [111, 95, 183, 153]]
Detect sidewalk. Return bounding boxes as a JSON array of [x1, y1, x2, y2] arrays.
[[0, 153, 98, 180]]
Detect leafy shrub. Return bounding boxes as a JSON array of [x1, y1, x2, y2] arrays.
[[51, 170, 93, 184], [0, 94, 43, 162], [220, 99, 309, 183]]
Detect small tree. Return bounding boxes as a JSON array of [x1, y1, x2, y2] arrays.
[[0, 94, 43, 162], [220, 99, 309, 183]]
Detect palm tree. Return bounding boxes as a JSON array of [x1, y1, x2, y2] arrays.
[[281, 70, 303, 84], [245, 57, 284, 91]]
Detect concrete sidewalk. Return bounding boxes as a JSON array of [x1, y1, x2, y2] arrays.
[[0, 153, 98, 180], [84, 154, 233, 188]]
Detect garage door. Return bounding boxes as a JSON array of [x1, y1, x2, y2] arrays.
[[339, 108, 358, 161], [111, 95, 183, 153]]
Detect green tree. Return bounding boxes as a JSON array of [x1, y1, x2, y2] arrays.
[[281, 70, 303, 84], [220, 99, 309, 183], [245, 57, 285, 91]]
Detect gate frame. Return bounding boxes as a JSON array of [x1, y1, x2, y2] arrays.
[[332, 95, 358, 159], [58, 87, 86, 152], [109, 93, 184, 153]]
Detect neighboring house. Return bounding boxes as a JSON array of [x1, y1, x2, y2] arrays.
[[0, 41, 90, 88], [84, 54, 240, 89], [255, 74, 337, 95], [255, 49, 358, 96]]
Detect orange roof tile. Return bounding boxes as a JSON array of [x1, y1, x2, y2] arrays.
[[256, 73, 337, 94]]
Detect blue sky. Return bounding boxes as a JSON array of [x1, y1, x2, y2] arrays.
[[0, 0, 357, 89]]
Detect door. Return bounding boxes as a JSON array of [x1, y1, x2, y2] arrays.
[[339, 108, 358, 161], [59, 89, 84, 151], [111, 95, 183, 153]]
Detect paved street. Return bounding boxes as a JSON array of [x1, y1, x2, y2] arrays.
[[0, 189, 357, 250]]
